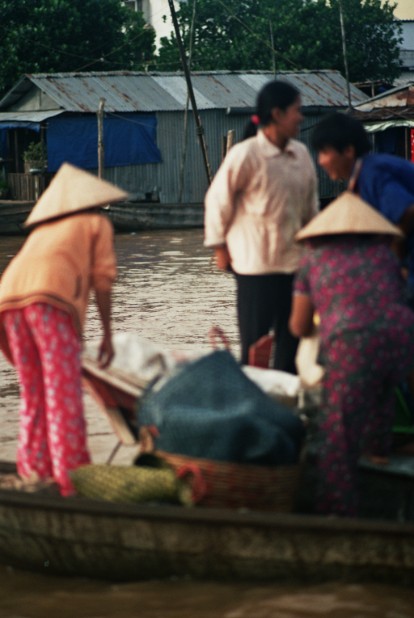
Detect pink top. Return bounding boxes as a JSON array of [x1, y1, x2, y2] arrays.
[[294, 236, 409, 345]]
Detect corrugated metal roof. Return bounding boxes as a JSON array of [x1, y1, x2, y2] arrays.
[[355, 83, 414, 111], [0, 110, 63, 122], [0, 70, 367, 113]]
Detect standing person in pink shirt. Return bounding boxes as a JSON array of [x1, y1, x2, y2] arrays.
[[0, 163, 127, 496]]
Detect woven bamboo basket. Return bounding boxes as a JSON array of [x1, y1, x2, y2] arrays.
[[156, 450, 301, 512]]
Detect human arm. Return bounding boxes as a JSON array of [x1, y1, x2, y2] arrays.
[[95, 288, 114, 368], [213, 245, 232, 271], [289, 293, 315, 338], [204, 143, 249, 268], [289, 250, 315, 337], [90, 217, 117, 368]]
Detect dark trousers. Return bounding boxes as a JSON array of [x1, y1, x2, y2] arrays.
[[235, 272, 298, 374]]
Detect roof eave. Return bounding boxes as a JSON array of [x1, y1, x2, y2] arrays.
[[0, 75, 35, 111]]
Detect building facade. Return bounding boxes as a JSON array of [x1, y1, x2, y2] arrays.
[[123, 0, 180, 49], [0, 70, 367, 203]]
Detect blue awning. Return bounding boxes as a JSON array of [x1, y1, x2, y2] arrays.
[[0, 110, 63, 131]]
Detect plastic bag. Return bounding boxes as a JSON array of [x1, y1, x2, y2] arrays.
[[295, 330, 324, 388]]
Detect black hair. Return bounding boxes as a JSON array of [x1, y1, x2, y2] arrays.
[[311, 112, 371, 157], [256, 80, 300, 126], [241, 119, 259, 141], [239, 80, 300, 141]]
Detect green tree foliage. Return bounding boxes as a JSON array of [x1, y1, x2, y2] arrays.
[[157, 0, 402, 84], [0, 0, 156, 97]]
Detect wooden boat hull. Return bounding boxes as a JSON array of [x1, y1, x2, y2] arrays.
[[106, 202, 204, 232], [0, 201, 204, 235], [0, 200, 33, 235], [0, 460, 413, 583]]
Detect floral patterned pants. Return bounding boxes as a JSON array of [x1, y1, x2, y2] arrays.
[[3, 303, 90, 496], [314, 324, 414, 517]]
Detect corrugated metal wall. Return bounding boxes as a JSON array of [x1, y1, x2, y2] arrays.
[[104, 109, 247, 203], [104, 109, 341, 204]]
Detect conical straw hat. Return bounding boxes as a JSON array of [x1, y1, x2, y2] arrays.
[[25, 162, 129, 227], [296, 191, 403, 241]]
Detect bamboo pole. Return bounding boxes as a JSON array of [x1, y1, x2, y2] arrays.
[[338, 0, 352, 111], [167, 0, 213, 185], [178, 0, 197, 203]]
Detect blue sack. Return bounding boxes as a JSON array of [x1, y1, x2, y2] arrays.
[[137, 350, 305, 465]]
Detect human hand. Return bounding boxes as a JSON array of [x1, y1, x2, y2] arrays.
[[214, 246, 232, 271], [98, 334, 114, 368], [401, 267, 409, 281]]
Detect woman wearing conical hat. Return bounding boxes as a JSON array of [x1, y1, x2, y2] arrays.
[[0, 163, 128, 496], [289, 192, 414, 517]]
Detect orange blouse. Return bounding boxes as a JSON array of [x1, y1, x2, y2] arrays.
[[0, 212, 116, 363]]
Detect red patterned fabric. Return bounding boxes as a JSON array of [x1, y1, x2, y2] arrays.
[[295, 236, 414, 515], [4, 303, 90, 496]]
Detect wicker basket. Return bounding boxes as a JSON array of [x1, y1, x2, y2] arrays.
[[156, 450, 301, 512]]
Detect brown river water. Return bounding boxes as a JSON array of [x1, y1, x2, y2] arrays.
[[1, 229, 414, 617]]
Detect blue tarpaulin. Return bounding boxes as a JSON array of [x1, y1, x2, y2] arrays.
[[138, 350, 305, 465], [47, 113, 162, 171]]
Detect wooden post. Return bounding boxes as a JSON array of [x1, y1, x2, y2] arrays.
[[221, 130, 235, 161], [221, 135, 227, 161], [97, 98, 105, 179], [226, 130, 235, 153], [34, 175, 40, 201]]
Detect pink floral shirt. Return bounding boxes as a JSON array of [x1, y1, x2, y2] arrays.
[[294, 235, 408, 344]]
